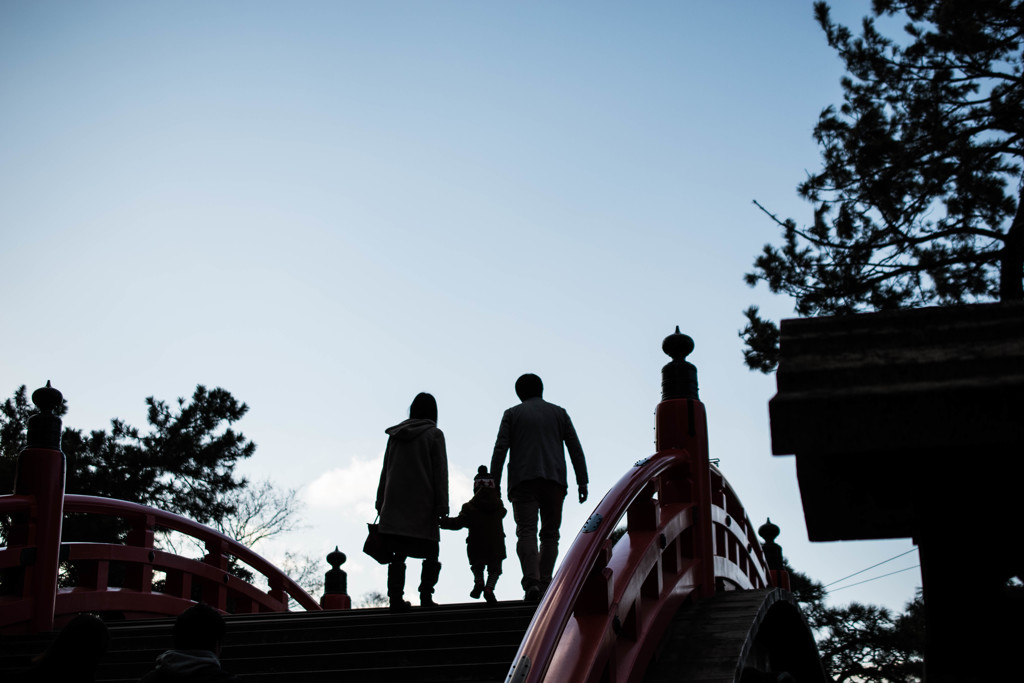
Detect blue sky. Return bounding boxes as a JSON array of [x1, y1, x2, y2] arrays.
[[1, 1, 921, 610]]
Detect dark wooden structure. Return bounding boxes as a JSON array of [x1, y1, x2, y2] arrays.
[[769, 302, 1024, 683]]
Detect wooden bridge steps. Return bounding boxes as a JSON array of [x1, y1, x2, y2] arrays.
[[643, 588, 827, 683], [0, 601, 536, 682], [644, 590, 771, 683]]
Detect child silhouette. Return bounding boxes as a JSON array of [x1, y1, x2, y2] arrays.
[[441, 466, 507, 603]]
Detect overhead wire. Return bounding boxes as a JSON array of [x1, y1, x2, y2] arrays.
[[822, 548, 918, 588], [827, 564, 921, 593]]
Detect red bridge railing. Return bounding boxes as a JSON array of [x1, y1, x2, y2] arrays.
[[505, 450, 778, 683], [506, 329, 787, 683], [1, 382, 324, 634], [0, 492, 321, 634]]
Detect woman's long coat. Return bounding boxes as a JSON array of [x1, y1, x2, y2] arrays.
[[376, 418, 449, 542]]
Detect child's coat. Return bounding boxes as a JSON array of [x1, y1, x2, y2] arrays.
[[445, 487, 507, 565]]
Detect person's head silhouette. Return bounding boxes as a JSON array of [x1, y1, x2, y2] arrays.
[[410, 392, 438, 423], [172, 604, 226, 654], [515, 374, 543, 401]]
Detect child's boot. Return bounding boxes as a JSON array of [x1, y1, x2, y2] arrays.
[[483, 568, 500, 605], [470, 565, 485, 599]]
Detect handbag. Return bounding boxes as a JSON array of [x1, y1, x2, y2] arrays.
[[363, 516, 393, 565]]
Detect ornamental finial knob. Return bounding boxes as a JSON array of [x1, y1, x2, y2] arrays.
[[758, 518, 780, 544], [327, 546, 347, 569], [662, 326, 694, 361], [27, 381, 64, 450], [661, 328, 699, 400], [758, 518, 783, 571], [324, 546, 348, 596]]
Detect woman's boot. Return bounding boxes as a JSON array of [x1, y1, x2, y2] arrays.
[[388, 560, 411, 612], [419, 558, 442, 607]]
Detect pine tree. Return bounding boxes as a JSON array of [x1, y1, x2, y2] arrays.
[[785, 560, 924, 682], [1, 385, 255, 538], [743, 0, 1024, 372]]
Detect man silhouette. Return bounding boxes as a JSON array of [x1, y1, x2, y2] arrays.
[[490, 373, 588, 601]]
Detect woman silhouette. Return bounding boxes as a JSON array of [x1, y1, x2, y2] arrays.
[[375, 392, 449, 611]]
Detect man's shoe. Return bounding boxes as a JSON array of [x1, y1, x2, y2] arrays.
[[420, 593, 438, 608], [483, 587, 498, 605], [390, 599, 411, 613], [524, 585, 541, 602], [470, 582, 485, 599]]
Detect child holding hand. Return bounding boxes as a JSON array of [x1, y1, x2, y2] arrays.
[[441, 466, 507, 604]]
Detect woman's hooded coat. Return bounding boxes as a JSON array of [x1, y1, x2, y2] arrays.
[[376, 418, 449, 542]]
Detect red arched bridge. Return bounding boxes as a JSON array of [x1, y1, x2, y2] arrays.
[[0, 330, 826, 682]]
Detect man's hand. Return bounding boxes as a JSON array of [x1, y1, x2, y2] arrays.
[[578, 485, 588, 504]]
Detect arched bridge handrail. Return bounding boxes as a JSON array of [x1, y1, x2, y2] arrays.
[[0, 491, 320, 629], [708, 464, 773, 591], [506, 449, 773, 683], [0, 493, 32, 515], [62, 494, 321, 611]]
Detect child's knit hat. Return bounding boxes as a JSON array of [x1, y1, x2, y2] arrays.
[[473, 466, 496, 491]]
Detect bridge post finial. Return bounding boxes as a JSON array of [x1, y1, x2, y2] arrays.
[[655, 328, 715, 598], [26, 380, 64, 451], [758, 518, 783, 571], [661, 326, 698, 400], [320, 546, 351, 610], [758, 518, 791, 590]]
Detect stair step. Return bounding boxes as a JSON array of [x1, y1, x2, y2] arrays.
[[100, 661, 512, 683], [102, 627, 528, 661], [1, 602, 535, 682], [103, 643, 519, 678]]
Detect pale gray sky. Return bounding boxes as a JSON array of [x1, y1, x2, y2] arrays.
[[1, 1, 920, 610]]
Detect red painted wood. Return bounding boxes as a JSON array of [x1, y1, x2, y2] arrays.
[[0, 492, 321, 633], [11, 447, 66, 633], [507, 392, 779, 683], [655, 399, 716, 599]]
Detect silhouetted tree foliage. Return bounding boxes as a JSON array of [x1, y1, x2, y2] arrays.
[[358, 591, 390, 608], [0, 386, 38, 466], [785, 560, 924, 683], [155, 478, 307, 590], [743, 0, 1024, 372], [813, 600, 924, 683], [1, 384, 254, 543]]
